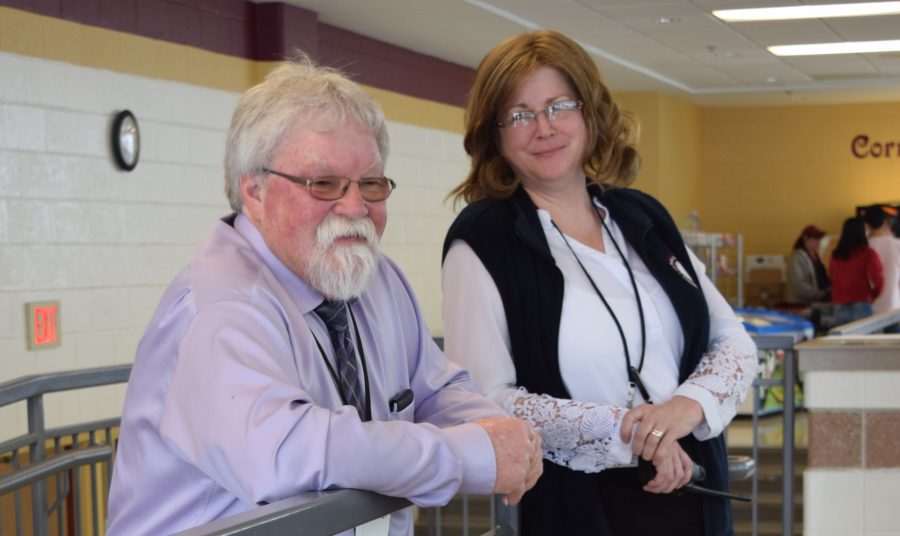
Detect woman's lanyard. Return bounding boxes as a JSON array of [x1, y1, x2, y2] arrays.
[[310, 305, 373, 421], [551, 207, 652, 408]]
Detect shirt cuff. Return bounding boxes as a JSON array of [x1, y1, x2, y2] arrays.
[[610, 418, 637, 466], [436, 422, 497, 495], [673, 383, 717, 440]]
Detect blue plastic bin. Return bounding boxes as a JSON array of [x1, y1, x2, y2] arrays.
[[734, 307, 814, 341], [733, 307, 812, 414]]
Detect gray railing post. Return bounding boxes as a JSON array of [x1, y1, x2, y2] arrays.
[[781, 345, 795, 536], [751, 334, 797, 536], [27, 394, 48, 536], [751, 363, 760, 536]]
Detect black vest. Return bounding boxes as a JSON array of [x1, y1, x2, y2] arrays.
[[443, 184, 732, 535]]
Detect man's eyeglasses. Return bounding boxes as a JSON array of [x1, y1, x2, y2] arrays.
[[497, 100, 583, 129], [261, 168, 396, 202]]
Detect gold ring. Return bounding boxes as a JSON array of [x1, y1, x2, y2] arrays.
[[650, 428, 666, 439]]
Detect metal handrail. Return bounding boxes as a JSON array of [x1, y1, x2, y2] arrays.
[[828, 308, 900, 335], [174, 489, 517, 536], [0, 362, 519, 536], [173, 489, 411, 536], [0, 364, 131, 536], [0, 446, 112, 494], [0, 364, 132, 407], [491, 496, 517, 535], [0, 419, 123, 458], [45, 418, 122, 441]]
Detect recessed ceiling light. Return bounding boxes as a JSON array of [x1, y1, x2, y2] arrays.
[[764, 76, 779, 84], [769, 39, 900, 56], [713, 2, 900, 22], [654, 16, 680, 24]]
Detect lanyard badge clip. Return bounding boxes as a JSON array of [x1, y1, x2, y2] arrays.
[[627, 366, 653, 405]]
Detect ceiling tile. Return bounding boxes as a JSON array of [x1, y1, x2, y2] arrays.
[[782, 55, 880, 76], [825, 15, 900, 41], [280, 0, 900, 105]]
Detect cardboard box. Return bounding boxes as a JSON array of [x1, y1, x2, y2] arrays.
[[747, 267, 784, 285], [746, 254, 785, 270], [745, 282, 785, 307]]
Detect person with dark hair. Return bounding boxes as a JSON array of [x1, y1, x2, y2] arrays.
[[786, 225, 831, 304], [441, 29, 757, 536], [829, 217, 884, 325], [863, 205, 900, 332]]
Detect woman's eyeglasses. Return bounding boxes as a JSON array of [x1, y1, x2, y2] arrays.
[[497, 100, 583, 129]]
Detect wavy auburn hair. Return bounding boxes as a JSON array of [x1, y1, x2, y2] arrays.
[[450, 30, 640, 204]]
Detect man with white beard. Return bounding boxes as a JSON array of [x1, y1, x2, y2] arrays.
[[106, 54, 542, 536]]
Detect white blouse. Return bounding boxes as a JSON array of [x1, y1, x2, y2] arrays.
[[442, 201, 758, 473]]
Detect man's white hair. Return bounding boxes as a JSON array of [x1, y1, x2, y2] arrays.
[[223, 52, 390, 211]]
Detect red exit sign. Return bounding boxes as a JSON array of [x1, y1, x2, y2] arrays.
[[26, 301, 61, 350]]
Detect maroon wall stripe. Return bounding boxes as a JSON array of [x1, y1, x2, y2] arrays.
[[1, 0, 473, 107], [317, 24, 472, 107], [97, 0, 139, 35], [255, 2, 319, 60]]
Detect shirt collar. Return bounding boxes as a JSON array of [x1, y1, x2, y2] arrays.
[[535, 196, 611, 230], [233, 213, 325, 313]]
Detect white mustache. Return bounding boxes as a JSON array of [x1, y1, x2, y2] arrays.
[[315, 214, 378, 248]]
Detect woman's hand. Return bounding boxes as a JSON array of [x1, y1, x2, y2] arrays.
[[619, 396, 704, 463], [641, 442, 694, 494]]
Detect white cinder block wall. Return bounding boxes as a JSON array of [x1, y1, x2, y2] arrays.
[[0, 51, 469, 436], [380, 121, 470, 331]]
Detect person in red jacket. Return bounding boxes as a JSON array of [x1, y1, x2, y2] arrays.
[[829, 217, 884, 325]]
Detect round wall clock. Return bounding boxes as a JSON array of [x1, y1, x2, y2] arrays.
[[112, 110, 140, 171]]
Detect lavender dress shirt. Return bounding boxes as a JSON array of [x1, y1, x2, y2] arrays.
[[106, 213, 502, 536]]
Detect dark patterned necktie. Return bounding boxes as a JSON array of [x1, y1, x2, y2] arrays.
[[314, 300, 366, 419]]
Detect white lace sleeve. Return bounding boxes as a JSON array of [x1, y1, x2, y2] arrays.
[[678, 334, 759, 436], [502, 388, 634, 473], [673, 250, 761, 440]]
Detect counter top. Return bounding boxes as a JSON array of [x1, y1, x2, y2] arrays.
[[797, 335, 900, 372]]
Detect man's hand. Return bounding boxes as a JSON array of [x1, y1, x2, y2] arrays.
[[475, 417, 542, 505]]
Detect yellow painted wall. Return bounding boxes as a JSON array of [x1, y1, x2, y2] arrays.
[[620, 90, 899, 261], [618, 91, 703, 228], [0, 6, 257, 92], [657, 93, 703, 227], [699, 103, 900, 257], [618, 92, 661, 196]]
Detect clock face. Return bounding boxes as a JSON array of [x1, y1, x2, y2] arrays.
[[112, 110, 140, 171], [120, 116, 138, 163]]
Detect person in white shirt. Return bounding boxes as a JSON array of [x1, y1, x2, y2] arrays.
[[864, 205, 900, 333], [441, 30, 757, 536]]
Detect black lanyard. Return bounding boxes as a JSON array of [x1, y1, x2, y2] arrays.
[[310, 305, 373, 421], [551, 207, 652, 407]]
